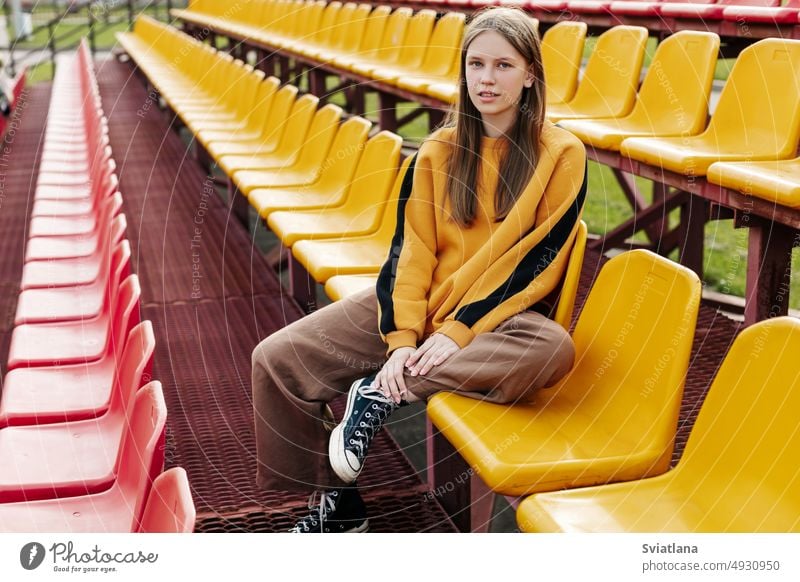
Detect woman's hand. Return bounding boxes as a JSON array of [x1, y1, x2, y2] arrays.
[[376, 347, 416, 404], [406, 333, 459, 377]]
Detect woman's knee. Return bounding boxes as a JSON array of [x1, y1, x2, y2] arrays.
[[252, 328, 294, 372], [545, 326, 575, 387]]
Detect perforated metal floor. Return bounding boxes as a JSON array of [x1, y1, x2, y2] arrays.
[[0, 83, 49, 375]]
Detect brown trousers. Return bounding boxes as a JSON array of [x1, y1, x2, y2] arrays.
[[252, 288, 575, 493]]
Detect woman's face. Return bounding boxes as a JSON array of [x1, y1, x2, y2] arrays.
[[465, 29, 534, 138]]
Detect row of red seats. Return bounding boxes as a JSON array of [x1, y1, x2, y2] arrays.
[[0, 41, 195, 533]]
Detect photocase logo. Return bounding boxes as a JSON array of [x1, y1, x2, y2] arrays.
[[20, 542, 46, 570]]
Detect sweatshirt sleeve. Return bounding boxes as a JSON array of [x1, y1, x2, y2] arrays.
[[439, 141, 588, 347], [376, 152, 439, 354]]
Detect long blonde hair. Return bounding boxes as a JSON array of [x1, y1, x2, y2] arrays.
[[444, 7, 546, 227]]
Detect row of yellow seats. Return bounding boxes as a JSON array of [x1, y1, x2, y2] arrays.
[[120, 16, 411, 300], [547, 24, 800, 208], [428, 247, 800, 532], [174, 0, 464, 101], [173, 2, 800, 206], [173, 0, 595, 109]]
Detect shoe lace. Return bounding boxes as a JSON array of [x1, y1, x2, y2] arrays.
[[347, 384, 395, 458], [289, 491, 338, 533]]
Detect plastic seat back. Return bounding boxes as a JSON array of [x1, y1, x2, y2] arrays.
[[312, 1, 343, 47], [335, 131, 403, 230], [563, 26, 648, 117], [374, 7, 413, 65], [244, 76, 281, 135], [671, 317, 800, 530], [111, 275, 143, 360], [116, 381, 168, 531], [393, 9, 436, 70], [326, 2, 358, 51], [542, 21, 587, 105], [258, 84, 300, 149], [548, 250, 701, 475], [108, 320, 157, 424], [624, 30, 719, 136], [353, 5, 391, 58], [337, 3, 374, 54], [314, 116, 372, 192], [294, 1, 326, 42], [553, 220, 587, 330], [267, 93, 320, 161], [139, 468, 197, 533], [291, 103, 344, 173], [704, 38, 800, 159], [417, 12, 465, 77]]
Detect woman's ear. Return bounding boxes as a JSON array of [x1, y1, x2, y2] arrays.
[[523, 67, 535, 88]]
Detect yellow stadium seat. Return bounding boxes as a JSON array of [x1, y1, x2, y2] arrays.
[[185, 66, 267, 134], [368, 9, 437, 84], [324, 274, 378, 302], [217, 92, 319, 174], [707, 157, 800, 208], [304, 2, 369, 61], [427, 249, 701, 499], [213, 0, 265, 39], [341, 7, 413, 75], [395, 12, 465, 93], [331, 5, 391, 70], [552, 220, 587, 330], [267, 131, 403, 246], [427, 80, 458, 105], [220, 84, 299, 176], [197, 76, 281, 149], [282, 1, 342, 55], [621, 38, 800, 175], [518, 316, 800, 533], [292, 155, 413, 282], [247, 116, 372, 216], [547, 26, 648, 123], [322, 4, 383, 65], [559, 31, 719, 151], [541, 21, 587, 106]]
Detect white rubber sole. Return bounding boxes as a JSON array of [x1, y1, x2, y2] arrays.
[[345, 519, 369, 533], [328, 379, 363, 484]]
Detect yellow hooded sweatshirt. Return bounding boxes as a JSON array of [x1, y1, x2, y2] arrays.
[[377, 122, 587, 354]]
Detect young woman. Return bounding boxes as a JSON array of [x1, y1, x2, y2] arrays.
[[252, 6, 587, 533]]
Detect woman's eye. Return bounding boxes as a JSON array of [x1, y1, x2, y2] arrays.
[[498, 62, 510, 69], [469, 61, 482, 68]]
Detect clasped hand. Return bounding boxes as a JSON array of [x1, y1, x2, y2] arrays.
[[374, 333, 459, 404]]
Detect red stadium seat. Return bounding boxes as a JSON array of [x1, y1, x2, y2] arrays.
[[0, 382, 167, 533], [660, 0, 778, 20], [0, 322, 155, 503], [20, 214, 126, 290], [7, 274, 140, 369], [722, 0, 800, 22], [0, 259, 139, 427], [14, 239, 131, 325], [138, 468, 197, 533]]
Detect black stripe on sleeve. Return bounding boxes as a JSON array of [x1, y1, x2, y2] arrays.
[[377, 154, 418, 337], [453, 162, 588, 328]]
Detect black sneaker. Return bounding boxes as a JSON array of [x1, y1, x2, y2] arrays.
[[288, 488, 369, 533], [329, 375, 399, 483]]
